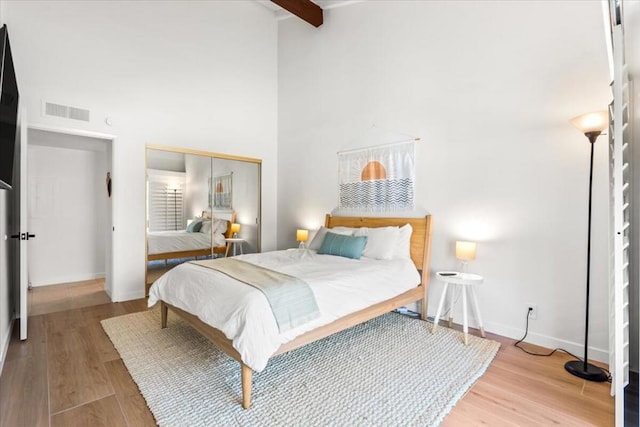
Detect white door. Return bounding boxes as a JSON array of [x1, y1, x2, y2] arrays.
[[18, 107, 29, 340]]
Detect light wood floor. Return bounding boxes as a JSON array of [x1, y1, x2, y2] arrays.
[[29, 279, 111, 316], [0, 299, 614, 426]]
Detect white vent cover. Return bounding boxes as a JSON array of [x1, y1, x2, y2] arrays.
[[43, 101, 90, 122]]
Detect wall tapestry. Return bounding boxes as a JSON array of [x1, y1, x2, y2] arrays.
[[210, 173, 233, 210], [338, 140, 415, 212]]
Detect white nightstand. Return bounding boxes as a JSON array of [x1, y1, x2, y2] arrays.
[[225, 238, 245, 257], [432, 271, 485, 345]]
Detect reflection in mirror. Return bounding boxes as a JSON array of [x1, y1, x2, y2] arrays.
[[145, 147, 262, 294], [213, 158, 260, 254]]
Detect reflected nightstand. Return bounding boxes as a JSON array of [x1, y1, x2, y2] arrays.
[[225, 238, 245, 257]]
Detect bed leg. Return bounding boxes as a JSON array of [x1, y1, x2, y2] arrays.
[[421, 296, 428, 321], [161, 302, 168, 329], [241, 363, 252, 409]]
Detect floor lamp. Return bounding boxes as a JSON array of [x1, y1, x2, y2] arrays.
[[565, 110, 609, 382], [173, 188, 178, 231]]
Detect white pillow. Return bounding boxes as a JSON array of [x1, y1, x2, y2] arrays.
[[393, 224, 413, 259], [356, 226, 400, 260], [199, 220, 212, 234], [212, 219, 228, 234], [308, 226, 354, 251]]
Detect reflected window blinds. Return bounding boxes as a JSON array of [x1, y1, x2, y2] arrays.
[[149, 181, 184, 231]]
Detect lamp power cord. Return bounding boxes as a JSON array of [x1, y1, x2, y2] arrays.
[[514, 307, 612, 382]]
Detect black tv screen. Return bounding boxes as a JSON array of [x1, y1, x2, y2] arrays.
[[0, 25, 19, 190]]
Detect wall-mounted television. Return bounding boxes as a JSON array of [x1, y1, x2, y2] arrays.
[[0, 24, 19, 190]]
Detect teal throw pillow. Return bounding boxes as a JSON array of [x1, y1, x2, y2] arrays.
[[317, 232, 368, 260], [186, 219, 203, 233]]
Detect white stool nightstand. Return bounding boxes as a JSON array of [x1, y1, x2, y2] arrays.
[[432, 271, 485, 345], [225, 238, 245, 257]]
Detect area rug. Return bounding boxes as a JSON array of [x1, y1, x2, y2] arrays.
[[101, 310, 500, 426]]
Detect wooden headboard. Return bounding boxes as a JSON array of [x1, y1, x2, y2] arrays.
[[324, 214, 433, 286], [206, 211, 237, 238], [223, 212, 237, 238]]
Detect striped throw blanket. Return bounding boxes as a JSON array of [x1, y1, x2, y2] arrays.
[[190, 258, 320, 332]]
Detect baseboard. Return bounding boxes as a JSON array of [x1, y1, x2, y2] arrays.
[[111, 288, 146, 303], [30, 272, 106, 287], [484, 320, 609, 364], [0, 317, 14, 377]]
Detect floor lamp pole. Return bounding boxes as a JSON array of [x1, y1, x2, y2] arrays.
[[564, 131, 608, 382], [173, 189, 177, 231]]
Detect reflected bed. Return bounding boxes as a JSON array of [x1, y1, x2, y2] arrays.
[[146, 213, 236, 261]]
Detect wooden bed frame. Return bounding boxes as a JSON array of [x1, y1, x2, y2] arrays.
[[147, 212, 237, 261], [159, 214, 433, 409]]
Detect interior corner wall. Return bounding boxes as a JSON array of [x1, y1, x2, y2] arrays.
[[277, 1, 611, 360], [4, 1, 278, 301]]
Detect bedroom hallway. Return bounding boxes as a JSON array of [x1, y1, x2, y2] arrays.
[[29, 279, 110, 316], [0, 299, 614, 426]]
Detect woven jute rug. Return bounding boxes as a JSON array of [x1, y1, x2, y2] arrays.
[[101, 309, 499, 426]]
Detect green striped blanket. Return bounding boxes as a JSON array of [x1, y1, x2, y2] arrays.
[[190, 258, 320, 332]]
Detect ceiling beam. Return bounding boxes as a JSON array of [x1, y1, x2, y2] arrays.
[[271, 0, 323, 27]]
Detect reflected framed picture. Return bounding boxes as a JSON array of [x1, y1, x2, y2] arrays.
[[210, 173, 232, 210]]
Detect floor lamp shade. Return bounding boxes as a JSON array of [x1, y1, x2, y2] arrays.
[[570, 111, 608, 134], [564, 111, 609, 383]]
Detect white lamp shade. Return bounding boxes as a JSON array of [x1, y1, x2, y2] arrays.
[[297, 229, 309, 242], [456, 241, 477, 261], [570, 111, 608, 134], [231, 223, 241, 234]]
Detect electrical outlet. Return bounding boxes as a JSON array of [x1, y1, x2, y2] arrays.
[[526, 303, 537, 320]]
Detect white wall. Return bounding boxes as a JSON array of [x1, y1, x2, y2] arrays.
[[278, 1, 611, 360], [27, 133, 107, 286], [184, 153, 210, 221], [4, 1, 278, 301]]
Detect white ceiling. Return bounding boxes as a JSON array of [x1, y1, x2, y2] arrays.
[[255, 0, 363, 21]]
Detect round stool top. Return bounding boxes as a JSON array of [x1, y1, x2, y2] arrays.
[[436, 271, 484, 285]]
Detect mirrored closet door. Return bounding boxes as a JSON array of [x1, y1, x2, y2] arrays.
[[145, 145, 262, 293]]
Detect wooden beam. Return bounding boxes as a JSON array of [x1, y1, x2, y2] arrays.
[[271, 0, 323, 27]]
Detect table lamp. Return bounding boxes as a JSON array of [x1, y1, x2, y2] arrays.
[[297, 229, 309, 249], [231, 223, 240, 238], [456, 241, 476, 272]]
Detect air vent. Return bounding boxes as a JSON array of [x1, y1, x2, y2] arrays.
[[43, 101, 91, 122]]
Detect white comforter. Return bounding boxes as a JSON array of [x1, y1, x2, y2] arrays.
[[147, 231, 226, 255], [148, 250, 421, 371]]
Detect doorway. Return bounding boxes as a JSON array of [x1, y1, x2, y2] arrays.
[[26, 127, 114, 316]]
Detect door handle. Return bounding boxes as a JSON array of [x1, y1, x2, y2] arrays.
[[10, 233, 36, 240]]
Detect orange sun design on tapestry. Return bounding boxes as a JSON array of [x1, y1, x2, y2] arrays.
[[361, 161, 387, 181]]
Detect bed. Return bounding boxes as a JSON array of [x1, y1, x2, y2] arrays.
[[148, 214, 433, 408], [146, 212, 236, 261]]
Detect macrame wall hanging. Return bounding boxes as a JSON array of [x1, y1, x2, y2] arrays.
[[210, 172, 233, 210], [338, 140, 416, 213]]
